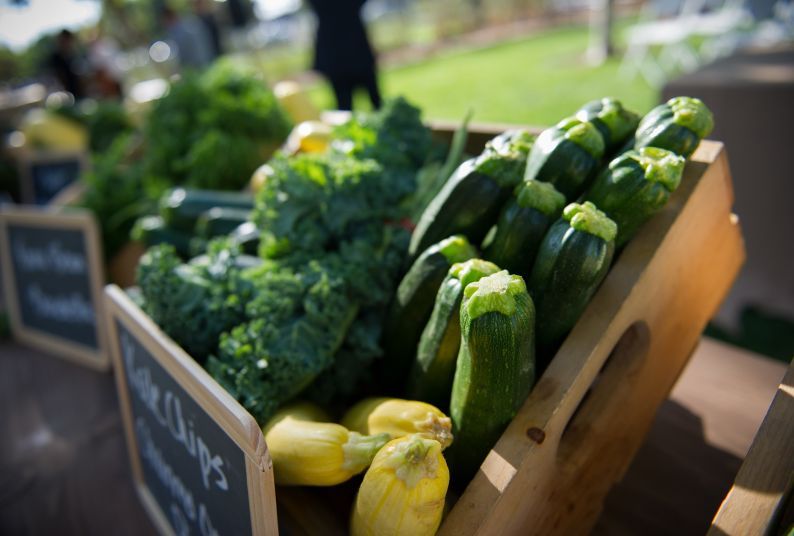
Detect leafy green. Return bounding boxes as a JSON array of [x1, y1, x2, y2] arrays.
[[207, 257, 358, 422], [137, 97, 440, 423], [255, 153, 410, 260], [82, 62, 292, 259], [306, 308, 384, 408], [85, 101, 133, 153], [331, 96, 435, 170], [144, 66, 291, 192], [411, 111, 471, 220], [49, 99, 133, 153], [205, 98, 436, 420], [137, 239, 257, 361], [81, 133, 149, 260]]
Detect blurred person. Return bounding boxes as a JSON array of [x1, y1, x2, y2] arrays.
[[226, 0, 255, 27], [305, 0, 382, 111], [88, 29, 124, 99], [161, 6, 214, 70], [193, 0, 224, 59], [49, 29, 85, 99]]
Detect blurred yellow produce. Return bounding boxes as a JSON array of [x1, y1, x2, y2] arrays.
[[284, 121, 332, 156], [249, 163, 274, 193], [19, 108, 88, 151], [274, 80, 321, 124]]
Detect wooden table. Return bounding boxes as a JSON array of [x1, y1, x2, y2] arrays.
[[0, 338, 786, 535]]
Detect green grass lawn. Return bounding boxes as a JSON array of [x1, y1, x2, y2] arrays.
[[307, 23, 660, 126]]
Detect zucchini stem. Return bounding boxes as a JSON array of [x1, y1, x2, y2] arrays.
[[342, 432, 391, 473]]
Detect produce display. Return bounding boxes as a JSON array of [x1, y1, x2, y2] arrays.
[[127, 91, 714, 533], [81, 63, 292, 260], [132, 187, 257, 257]]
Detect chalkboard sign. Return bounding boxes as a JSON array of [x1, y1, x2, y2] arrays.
[[0, 207, 109, 370], [18, 151, 87, 206], [106, 285, 277, 536]]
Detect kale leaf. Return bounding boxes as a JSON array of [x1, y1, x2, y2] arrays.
[[137, 239, 256, 361]]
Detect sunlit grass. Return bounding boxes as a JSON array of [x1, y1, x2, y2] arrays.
[[306, 21, 660, 126]]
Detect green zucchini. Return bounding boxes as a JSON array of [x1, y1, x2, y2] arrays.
[[449, 270, 536, 483], [159, 188, 254, 233], [528, 202, 616, 364], [575, 97, 640, 152], [131, 215, 193, 258], [195, 207, 253, 239], [583, 147, 685, 248], [381, 235, 478, 388], [229, 221, 261, 255], [409, 130, 535, 258], [633, 96, 714, 158], [524, 117, 605, 199], [482, 179, 566, 281], [408, 258, 501, 409]]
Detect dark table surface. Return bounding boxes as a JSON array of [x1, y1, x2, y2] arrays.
[[0, 338, 786, 535]]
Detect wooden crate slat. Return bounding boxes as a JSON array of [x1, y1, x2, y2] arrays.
[[709, 361, 794, 535]]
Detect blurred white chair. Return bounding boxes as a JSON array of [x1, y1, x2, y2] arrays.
[[620, 0, 754, 86]]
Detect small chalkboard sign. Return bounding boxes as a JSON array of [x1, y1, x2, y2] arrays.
[[105, 285, 278, 536], [18, 151, 88, 206], [0, 207, 109, 370]]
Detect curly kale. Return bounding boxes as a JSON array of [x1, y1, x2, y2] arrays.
[[331, 96, 436, 170], [255, 153, 407, 258], [307, 308, 385, 408], [137, 240, 256, 361], [207, 258, 358, 422], [185, 97, 440, 421], [143, 63, 292, 192]]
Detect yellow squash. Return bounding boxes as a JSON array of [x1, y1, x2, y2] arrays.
[[342, 398, 453, 450], [283, 120, 332, 155], [273, 80, 321, 124], [20, 108, 87, 151], [351, 434, 449, 536], [249, 163, 274, 193], [263, 402, 389, 486]]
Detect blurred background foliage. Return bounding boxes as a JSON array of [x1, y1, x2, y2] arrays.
[[1, 0, 654, 124]]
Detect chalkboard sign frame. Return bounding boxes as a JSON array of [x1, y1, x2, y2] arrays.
[[104, 284, 278, 536], [17, 150, 88, 206], [0, 207, 110, 370]]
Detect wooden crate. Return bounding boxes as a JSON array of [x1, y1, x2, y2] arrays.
[[104, 133, 744, 535], [709, 360, 794, 535]]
